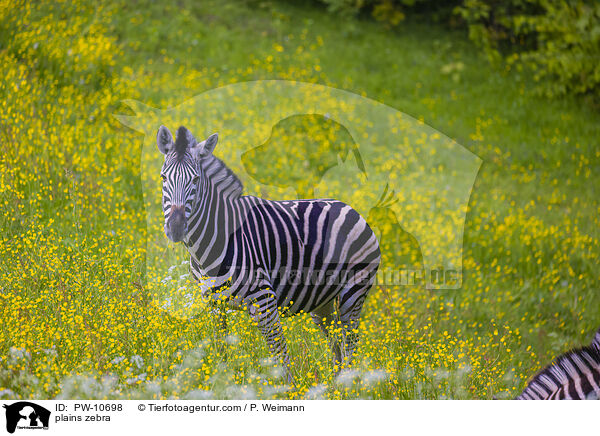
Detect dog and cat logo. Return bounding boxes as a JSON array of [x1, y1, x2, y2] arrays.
[[2, 402, 50, 433]]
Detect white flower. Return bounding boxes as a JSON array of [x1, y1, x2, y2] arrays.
[[111, 356, 125, 365], [130, 355, 144, 369]]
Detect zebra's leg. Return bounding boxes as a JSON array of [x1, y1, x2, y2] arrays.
[[338, 278, 374, 367], [310, 300, 342, 371], [247, 288, 295, 384]]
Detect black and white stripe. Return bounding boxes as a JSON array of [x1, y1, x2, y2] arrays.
[[517, 327, 600, 400], [157, 126, 381, 382]]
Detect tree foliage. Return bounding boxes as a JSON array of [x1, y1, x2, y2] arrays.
[[318, 0, 600, 103]]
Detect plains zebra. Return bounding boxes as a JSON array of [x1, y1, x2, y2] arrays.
[[157, 125, 381, 382], [517, 327, 600, 400]]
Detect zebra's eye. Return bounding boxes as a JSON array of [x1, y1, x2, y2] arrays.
[[192, 175, 199, 184], [161, 174, 166, 182]]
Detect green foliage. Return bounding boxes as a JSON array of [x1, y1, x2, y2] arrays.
[[319, 0, 455, 27], [317, 0, 600, 103], [455, 0, 600, 102]]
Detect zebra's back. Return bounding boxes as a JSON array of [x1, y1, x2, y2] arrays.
[[221, 196, 380, 314]]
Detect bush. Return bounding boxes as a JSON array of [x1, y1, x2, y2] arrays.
[[455, 0, 600, 102], [319, 0, 456, 27], [317, 0, 600, 104]]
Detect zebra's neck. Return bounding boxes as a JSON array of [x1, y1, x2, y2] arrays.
[[184, 154, 244, 275]]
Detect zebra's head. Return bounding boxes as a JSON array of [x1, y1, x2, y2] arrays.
[[157, 125, 218, 243]]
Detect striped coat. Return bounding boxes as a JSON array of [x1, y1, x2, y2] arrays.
[[157, 125, 381, 382], [517, 327, 600, 400]]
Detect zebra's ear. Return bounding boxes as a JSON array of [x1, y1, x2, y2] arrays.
[[192, 133, 218, 158], [203, 133, 219, 155], [157, 125, 174, 155]]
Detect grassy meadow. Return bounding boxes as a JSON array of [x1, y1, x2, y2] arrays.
[[0, 0, 599, 400]]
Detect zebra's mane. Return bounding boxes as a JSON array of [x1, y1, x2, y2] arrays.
[[519, 335, 600, 399], [201, 154, 244, 198]]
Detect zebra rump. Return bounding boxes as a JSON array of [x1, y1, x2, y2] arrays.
[[517, 326, 600, 400]]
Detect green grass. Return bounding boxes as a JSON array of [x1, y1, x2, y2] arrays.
[[1, 0, 599, 399]]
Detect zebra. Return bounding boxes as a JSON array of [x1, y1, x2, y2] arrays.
[[157, 125, 381, 383], [517, 327, 600, 400]]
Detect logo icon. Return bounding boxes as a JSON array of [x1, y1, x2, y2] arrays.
[[3, 402, 50, 434], [115, 80, 481, 318]]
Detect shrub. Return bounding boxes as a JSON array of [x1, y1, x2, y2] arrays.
[[319, 0, 456, 27], [455, 0, 600, 102], [317, 0, 600, 104]]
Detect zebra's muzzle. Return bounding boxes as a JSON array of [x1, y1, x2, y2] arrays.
[[165, 206, 187, 243]]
